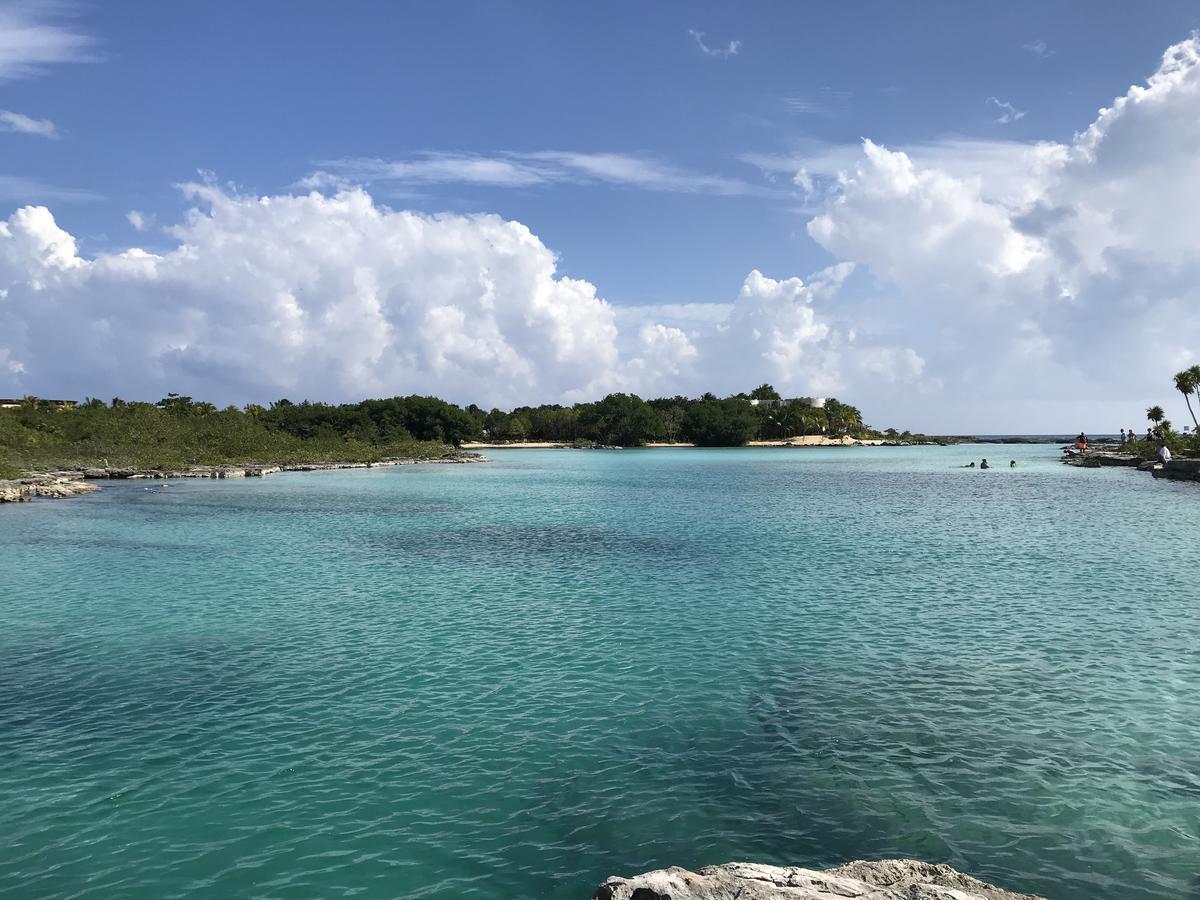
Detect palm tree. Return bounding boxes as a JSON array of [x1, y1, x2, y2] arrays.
[[1146, 405, 1165, 439], [1189, 365, 1200, 419], [1174, 369, 1199, 429]]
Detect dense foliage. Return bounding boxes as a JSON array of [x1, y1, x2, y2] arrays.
[[477, 386, 873, 446], [0, 396, 448, 478], [0, 385, 907, 477]]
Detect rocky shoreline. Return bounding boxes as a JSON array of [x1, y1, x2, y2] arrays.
[[1062, 447, 1200, 483], [594, 859, 1043, 900], [0, 451, 488, 503]]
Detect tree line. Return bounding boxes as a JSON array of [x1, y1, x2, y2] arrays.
[[161, 383, 873, 447], [0, 384, 907, 477]]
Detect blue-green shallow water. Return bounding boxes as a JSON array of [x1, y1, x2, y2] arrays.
[[2, 445, 1198, 899]]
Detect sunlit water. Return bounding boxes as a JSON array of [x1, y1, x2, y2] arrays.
[[2, 445, 1198, 899]]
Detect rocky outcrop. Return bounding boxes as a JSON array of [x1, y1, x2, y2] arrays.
[[0, 477, 99, 502], [594, 860, 1043, 900], [0, 480, 33, 502], [67, 453, 487, 481], [1, 452, 488, 502], [1152, 459, 1200, 482], [1061, 450, 1141, 468], [1062, 447, 1200, 485], [33, 479, 99, 499]]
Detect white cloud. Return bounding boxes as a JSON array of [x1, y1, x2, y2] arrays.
[[609, 265, 927, 402], [308, 150, 766, 197], [798, 34, 1200, 430], [0, 2, 96, 81], [0, 188, 622, 406], [688, 29, 740, 59], [0, 185, 920, 411], [987, 96, 1026, 124], [125, 210, 155, 231], [1023, 40, 1055, 60], [743, 138, 1067, 209], [0, 5, 96, 202], [0, 109, 57, 138]]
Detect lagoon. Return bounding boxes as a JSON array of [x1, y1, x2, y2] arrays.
[[1, 445, 1198, 898]]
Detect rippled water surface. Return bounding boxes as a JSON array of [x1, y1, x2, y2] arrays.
[[2, 445, 1199, 899]]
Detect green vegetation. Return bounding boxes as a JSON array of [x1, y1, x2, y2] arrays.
[[1121, 367, 1200, 461], [0, 385, 940, 477], [482, 386, 884, 446], [0, 395, 449, 477]]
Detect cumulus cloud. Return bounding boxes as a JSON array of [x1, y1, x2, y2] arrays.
[[688, 29, 740, 59], [610, 265, 927, 403], [800, 34, 1200, 429], [0, 185, 920, 411], [0, 109, 57, 138], [0, 189, 620, 406]]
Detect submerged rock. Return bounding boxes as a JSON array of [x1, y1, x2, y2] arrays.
[[593, 859, 1043, 900]]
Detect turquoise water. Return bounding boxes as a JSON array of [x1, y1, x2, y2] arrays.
[[2, 445, 1198, 899]]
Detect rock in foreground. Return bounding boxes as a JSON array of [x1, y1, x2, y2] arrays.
[[594, 859, 1043, 900], [0, 478, 99, 502]]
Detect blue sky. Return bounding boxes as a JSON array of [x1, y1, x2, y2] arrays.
[[5, 2, 1200, 430], [9, 1, 1196, 304]]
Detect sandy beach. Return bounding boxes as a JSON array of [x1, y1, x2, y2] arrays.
[[461, 436, 885, 449]]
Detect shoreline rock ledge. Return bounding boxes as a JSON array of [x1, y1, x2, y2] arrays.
[[593, 860, 1043, 900]]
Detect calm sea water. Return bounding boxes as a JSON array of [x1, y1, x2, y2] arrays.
[[2, 445, 1198, 899]]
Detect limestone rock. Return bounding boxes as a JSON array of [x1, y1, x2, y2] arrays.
[[0, 480, 33, 502], [0, 478, 98, 501], [593, 860, 1043, 900], [32, 480, 100, 499]]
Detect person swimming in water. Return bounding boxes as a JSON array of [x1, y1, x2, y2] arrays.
[[1009, 460, 1016, 468], [962, 461, 976, 468], [980, 459, 990, 469]]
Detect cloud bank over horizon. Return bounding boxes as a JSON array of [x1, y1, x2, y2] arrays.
[[0, 182, 912, 412], [3, 35, 1200, 431]]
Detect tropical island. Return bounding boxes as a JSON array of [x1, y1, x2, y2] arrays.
[[0, 384, 958, 486]]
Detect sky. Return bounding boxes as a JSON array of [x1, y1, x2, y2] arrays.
[[3, 1, 1200, 432]]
